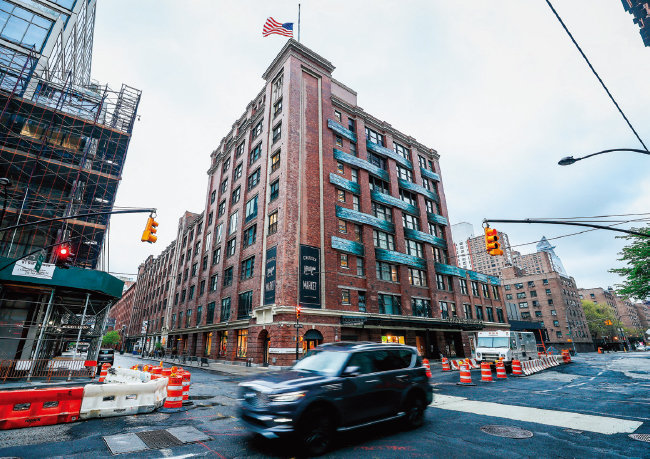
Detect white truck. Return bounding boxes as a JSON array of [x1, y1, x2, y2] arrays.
[[475, 330, 538, 368]]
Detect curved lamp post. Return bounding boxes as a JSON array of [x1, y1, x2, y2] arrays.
[[558, 148, 650, 166]]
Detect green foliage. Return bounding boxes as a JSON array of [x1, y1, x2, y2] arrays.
[[102, 330, 121, 347], [609, 225, 650, 301], [581, 300, 621, 339], [155, 342, 163, 350]]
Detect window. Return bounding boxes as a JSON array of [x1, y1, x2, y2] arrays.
[[208, 212, 214, 226], [271, 151, 280, 172], [340, 253, 348, 268], [273, 97, 282, 117], [471, 281, 480, 296], [236, 142, 245, 158], [412, 298, 431, 317], [351, 168, 358, 183], [210, 190, 216, 204], [221, 177, 229, 193], [223, 267, 233, 286], [236, 329, 248, 358], [546, 289, 552, 295], [272, 74, 283, 101], [425, 200, 436, 214], [188, 285, 195, 300], [519, 302, 528, 308], [409, 268, 427, 287], [243, 225, 257, 247], [506, 294, 513, 300], [399, 189, 418, 207], [268, 211, 278, 235], [215, 223, 223, 243], [356, 257, 364, 276], [376, 261, 399, 282], [249, 143, 261, 165], [440, 301, 449, 319], [475, 305, 484, 321], [181, 289, 186, 302], [372, 202, 393, 222], [337, 189, 346, 202], [172, 313, 176, 328], [517, 292, 526, 299], [252, 121, 262, 139], [463, 303, 473, 319], [367, 151, 387, 170], [548, 299, 554, 305], [353, 224, 362, 242], [535, 311, 543, 318], [210, 274, 217, 291], [379, 294, 401, 315], [206, 302, 215, 324], [270, 180, 279, 201], [212, 247, 221, 265], [336, 161, 344, 174], [178, 311, 183, 327], [369, 176, 389, 194], [245, 195, 258, 222], [341, 289, 350, 304], [556, 331, 562, 338], [348, 118, 356, 132], [553, 320, 560, 327], [521, 312, 531, 319], [240, 257, 255, 280], [222, 157, 231, 173], [350, 142, 357, 156], [433, 247, 448, 264], [238, 291, 253, 319], [551, 309, 557, 316], [186, 309, 192, 327], [335, 135, 343, 147], [482, 284, 490, 298], [527, 281, 535, 288], [460, 279, 469, 295], [515, 283, 524, 289], [396, 165, 414, 182], [272, 123, 282, 143], [228, 211, 239, 236], [530, 290, 537, 297], [248, 168, 261, 189], [226, 238, 237, 257], [358, 291, 366, 312], [451, 303, 458, 317], [220, 297, 231, 322], [532, 300, 540, 307], [365, 127, 385, 146], [191, 263, 198, 277], [353, 195, 360, 211], [436, 274, 446, 290], [405, 239, 424, 258], [334, 110, 341, 122], [233, 163, 243, 181], [373, 230, 395, 250], [543, 279, 549, 285], [504, 285, 511, 291], [218, 200, 226, 217], [486, 307, 494, 322], [338, 219, 347, 234], [231, 186, 241, 204], [492, 285, 500, 300], [402, 213, 420, 230], [196, 305, 202, 325]]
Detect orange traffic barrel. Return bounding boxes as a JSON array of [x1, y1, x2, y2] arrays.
[[496, 360, 507, 379], [422, 359, 432, 378], [511, 360, 523, 376], [441, 357, 451, 372], [480, 362, 493, 382], [164, 374, 183, 409], [98, 363, 111, 383], [181, 370, 191, 401], [457, 363, 475, 386]]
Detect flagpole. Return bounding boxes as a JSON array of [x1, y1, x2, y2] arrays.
[[298, 4, 301, 42]]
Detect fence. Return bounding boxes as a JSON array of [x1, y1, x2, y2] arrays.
[[0, 359, 95, 382]]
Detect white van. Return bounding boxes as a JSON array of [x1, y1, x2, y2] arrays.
[[475, 331, 538, 367]]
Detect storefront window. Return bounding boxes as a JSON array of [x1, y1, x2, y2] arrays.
[[236, 329, 248, 358], [219, 331, 228, 357], [381, 335, 405, 344]]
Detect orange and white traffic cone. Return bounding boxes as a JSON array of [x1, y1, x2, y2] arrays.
[[457, 363, 476, 386], [480, 362, 494, 382], [511, 359, 523, 376], [163, 374, 183, 409], [181, 370, 191, 402], [98, 363, 110, 383], [496, 360, 507, 379], [441, 357, 451, 372], [422, 359, 432, 378]]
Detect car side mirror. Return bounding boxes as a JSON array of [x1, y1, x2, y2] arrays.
[[342, 365, 360, 377]]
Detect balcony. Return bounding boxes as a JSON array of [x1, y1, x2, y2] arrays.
[[334, 149, 389, 181], [327, 119, 357, 142], [329, 173, 360, 194], [370, 190, 418, 215], [375, 248, 426, 270], [336, 205, 395, 233], [366, 140, 413, 169]]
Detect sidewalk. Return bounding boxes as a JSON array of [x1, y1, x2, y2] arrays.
[[116, 354, 288, 377]]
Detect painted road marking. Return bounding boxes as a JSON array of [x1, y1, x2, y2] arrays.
[[431, 395, 642, 435]]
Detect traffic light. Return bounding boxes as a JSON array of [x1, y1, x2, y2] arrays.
[[484, 227, 503, 256], [296, 305, 302, 321], [55, 244, 72, 268], [604, 319, 613, 326], [141, 216, 158, 243]]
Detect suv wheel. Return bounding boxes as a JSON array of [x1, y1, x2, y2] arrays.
[[404, 394, 425, 429], [298, 407, 335, 456]]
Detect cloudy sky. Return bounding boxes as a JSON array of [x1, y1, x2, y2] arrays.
[[91, 1, 650, 290]]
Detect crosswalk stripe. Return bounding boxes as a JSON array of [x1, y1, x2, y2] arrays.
[[431, 395, 642, 435]]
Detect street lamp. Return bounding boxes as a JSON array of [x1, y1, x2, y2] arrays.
[[558, 148, 650, 166]]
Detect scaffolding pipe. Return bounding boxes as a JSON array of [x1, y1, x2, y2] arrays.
[[27, 288, 55, 381]]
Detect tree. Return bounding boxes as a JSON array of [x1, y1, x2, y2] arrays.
[[102, 330, 121, 347], [581, 300, 621, 340], [610, 224, 650, 301]]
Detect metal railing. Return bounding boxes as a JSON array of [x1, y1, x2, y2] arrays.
[[0, 358, 96, 382]]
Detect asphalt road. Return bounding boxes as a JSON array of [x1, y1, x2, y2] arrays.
[[0, 352, 648, 458]]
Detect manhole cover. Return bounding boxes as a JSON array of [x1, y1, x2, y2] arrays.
[[480, 425, 533, 439], [136, 429, 183, 449], [629, 433, 650, 443]]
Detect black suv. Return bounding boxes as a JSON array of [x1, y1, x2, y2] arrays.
[[238, 342, 433, 455], [98, 349, 114, 367]]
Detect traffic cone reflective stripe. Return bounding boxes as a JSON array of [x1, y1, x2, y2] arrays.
[[457, 364, 475, 386], [422, 359, 432, 378], [98, 363, 110, 383], [496, 360, 507, 379], [441, 357, 451, 372], [512, 360, 523, 376], [164, 374, 183, 408], [480, 362, 493, 382]]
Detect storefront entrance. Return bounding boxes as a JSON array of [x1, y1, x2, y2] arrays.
[[303, 329, 323, 352]]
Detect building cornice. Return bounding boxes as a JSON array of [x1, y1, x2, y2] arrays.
[[262, 39, 335, 81]]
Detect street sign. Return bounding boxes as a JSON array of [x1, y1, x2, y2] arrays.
[[12, 259, 55, 279], [34, 252, 44, 272], [293, 324, 303, 328]]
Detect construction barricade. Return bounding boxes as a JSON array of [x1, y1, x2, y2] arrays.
[[0, 387, 84, 430], [79, 377, 168, 419], [457, 364, 475, 386]]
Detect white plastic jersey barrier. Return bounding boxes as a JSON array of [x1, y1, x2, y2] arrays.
[[80, 377, 167, 419], [104, 367, 151, 384]]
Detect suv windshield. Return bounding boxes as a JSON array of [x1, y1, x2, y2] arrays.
[[293, 350, 349, 376], [477, 337, 509, 348]]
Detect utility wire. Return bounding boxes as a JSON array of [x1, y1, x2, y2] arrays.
[[545, 0, 648, 151]]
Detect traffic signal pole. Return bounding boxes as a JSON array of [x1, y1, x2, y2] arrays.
[[483, 218, 649, 237]]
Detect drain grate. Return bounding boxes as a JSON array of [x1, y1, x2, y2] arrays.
[[629, 433, 650, 443], [480, 425, 533, 439], [136, 429, 184, 449]]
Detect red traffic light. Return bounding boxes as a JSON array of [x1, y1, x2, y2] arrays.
[[296, 306, 302, 320], [56, 244, 72, 268]]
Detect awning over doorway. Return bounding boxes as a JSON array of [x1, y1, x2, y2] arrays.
[[304, 329, 323, 340]]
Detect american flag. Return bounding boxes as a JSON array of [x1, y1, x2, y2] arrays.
[[263, 17, 294, 38]]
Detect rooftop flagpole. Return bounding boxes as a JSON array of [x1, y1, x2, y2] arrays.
[[298, 4, 301, 42]]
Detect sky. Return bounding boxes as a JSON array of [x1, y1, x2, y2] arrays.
[[91, 1, 650, 290]]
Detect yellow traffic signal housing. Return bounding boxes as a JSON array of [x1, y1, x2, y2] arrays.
[[484, 227, 504, 256], [296, 305, 302, 321], [141, 217, 158, 243]]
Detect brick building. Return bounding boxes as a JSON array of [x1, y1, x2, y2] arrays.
[[120, 41, 510, 364], [501, 255, 593, 353], [451, 223, 515, 277], [634, 302, 649, 331], [578, 287, 643, 337]]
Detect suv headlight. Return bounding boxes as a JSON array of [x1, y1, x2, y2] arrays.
[[269, 391, 306, 403], [477, 352, 481, 359]]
